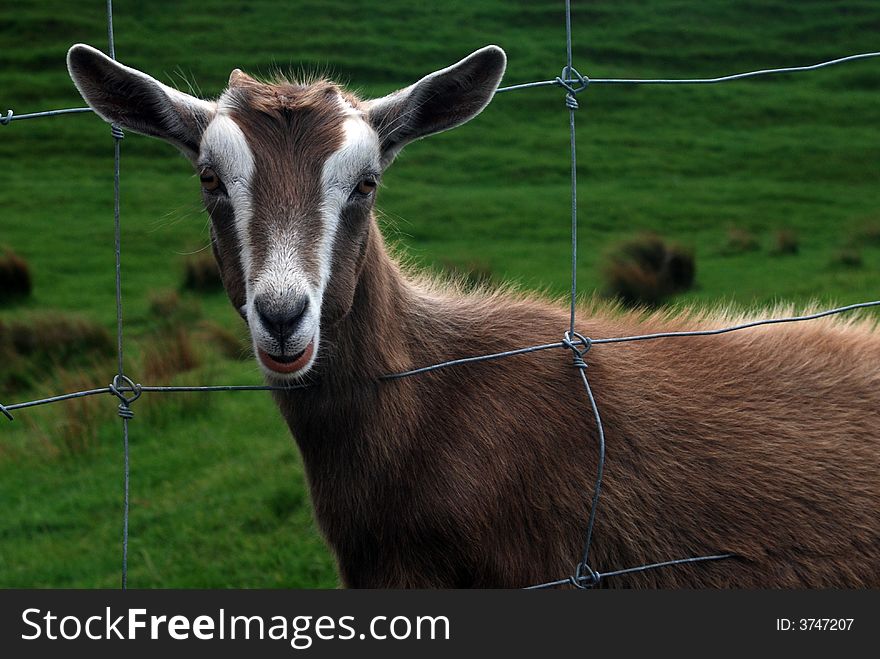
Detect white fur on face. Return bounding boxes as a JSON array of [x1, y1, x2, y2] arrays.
[[318, 108, 381, 297], [200, 96, 380, 378]]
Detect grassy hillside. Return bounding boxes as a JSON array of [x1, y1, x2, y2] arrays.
[[0, 0, 878, 587]]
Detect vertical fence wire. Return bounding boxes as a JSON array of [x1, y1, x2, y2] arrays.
[[558, 0, 607, 587], [105, 0, 130, 591], [565, 0, 578, 338]]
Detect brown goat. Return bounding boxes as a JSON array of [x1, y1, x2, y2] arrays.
[[67, 44, 880, 588]]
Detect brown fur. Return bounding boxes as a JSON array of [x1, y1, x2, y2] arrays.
[[273, 219, 880, 588], [205, 77, 880, 589]]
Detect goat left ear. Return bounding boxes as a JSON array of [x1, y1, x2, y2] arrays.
[[67, 44, 215, 160], [366, 45, 506, 167]]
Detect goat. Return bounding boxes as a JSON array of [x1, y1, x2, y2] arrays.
[[67, 44, 880, 588]]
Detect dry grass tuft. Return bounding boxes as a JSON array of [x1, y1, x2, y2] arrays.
[[0, 247, 33, 304], [602, 233, 695, 307], [771, 229, 799, 255], [182, 252, 223, 293], [723, 227, 760, 255]]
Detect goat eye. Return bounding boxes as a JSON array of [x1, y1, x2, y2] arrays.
[[356, 177, 377, 196], [200, 168, 221, 192]]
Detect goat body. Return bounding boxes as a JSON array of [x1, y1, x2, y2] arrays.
[[67, 42, 880, 588], [279, 228, 880, 588]]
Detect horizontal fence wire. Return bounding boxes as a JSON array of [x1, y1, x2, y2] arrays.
[[524, 553, 740, 589], [2, 0, 879, 589], [497, 50, 880, 92], [7, 55, 880, 125], [6, 297, 880, 414], [0, 107, 92, 124], [5, 296, 879, 411]]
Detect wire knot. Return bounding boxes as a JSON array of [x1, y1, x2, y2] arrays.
[[0, 402, 13, 421], [0, 109, 13, 126], [569, 562, 601, 589], [110, 123, 124, 140], [109, 374, 141, 419], [562, 330, 592, 369], [555, 65, 589, 110]]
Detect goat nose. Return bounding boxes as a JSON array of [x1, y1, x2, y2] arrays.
[[254, 295, 309, 345]]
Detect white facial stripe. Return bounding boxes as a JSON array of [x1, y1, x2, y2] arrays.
[[201, 113, 256, 300], [318, 112, 380, 294], [202, 113, 255, 188]]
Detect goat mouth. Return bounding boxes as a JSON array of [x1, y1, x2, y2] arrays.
[[258, 340, 315, 374]]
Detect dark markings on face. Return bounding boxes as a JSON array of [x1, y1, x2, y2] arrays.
[[322, 199, 374, 325], [207, 198, 246, 313]]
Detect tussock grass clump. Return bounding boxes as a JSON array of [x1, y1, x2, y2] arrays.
[[145, 288, 206, 379], [0, 314, 113, 394], [6, 315, 112, 362], [139, 356, 218, 428], [142, 328, 201, 382], [856, 221, 880, 247], [55, 370, 109, 455], [149, 288, 184, 319], [771, 229, 799, 255], [601, 233, 695, 307], [832, 248, 863, 268], [182, 252, 223, 293], [148, 289, 202, 328], [198, 321, 248, 360], [0, 247, 33, 304], [146, 283, 251, 374], [723, 227, 760, 255]]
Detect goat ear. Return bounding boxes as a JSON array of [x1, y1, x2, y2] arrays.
[[67, 44, 215, 159], [366, 45, 506, 167]]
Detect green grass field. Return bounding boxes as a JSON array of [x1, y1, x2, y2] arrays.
[[1, 0, 878, 587]]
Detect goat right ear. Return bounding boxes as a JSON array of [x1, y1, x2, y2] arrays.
[[67, 44, 215, 159], [366, 45, 506, 168]]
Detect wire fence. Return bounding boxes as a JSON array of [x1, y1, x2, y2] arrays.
[[2, 0, 879, 590]]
